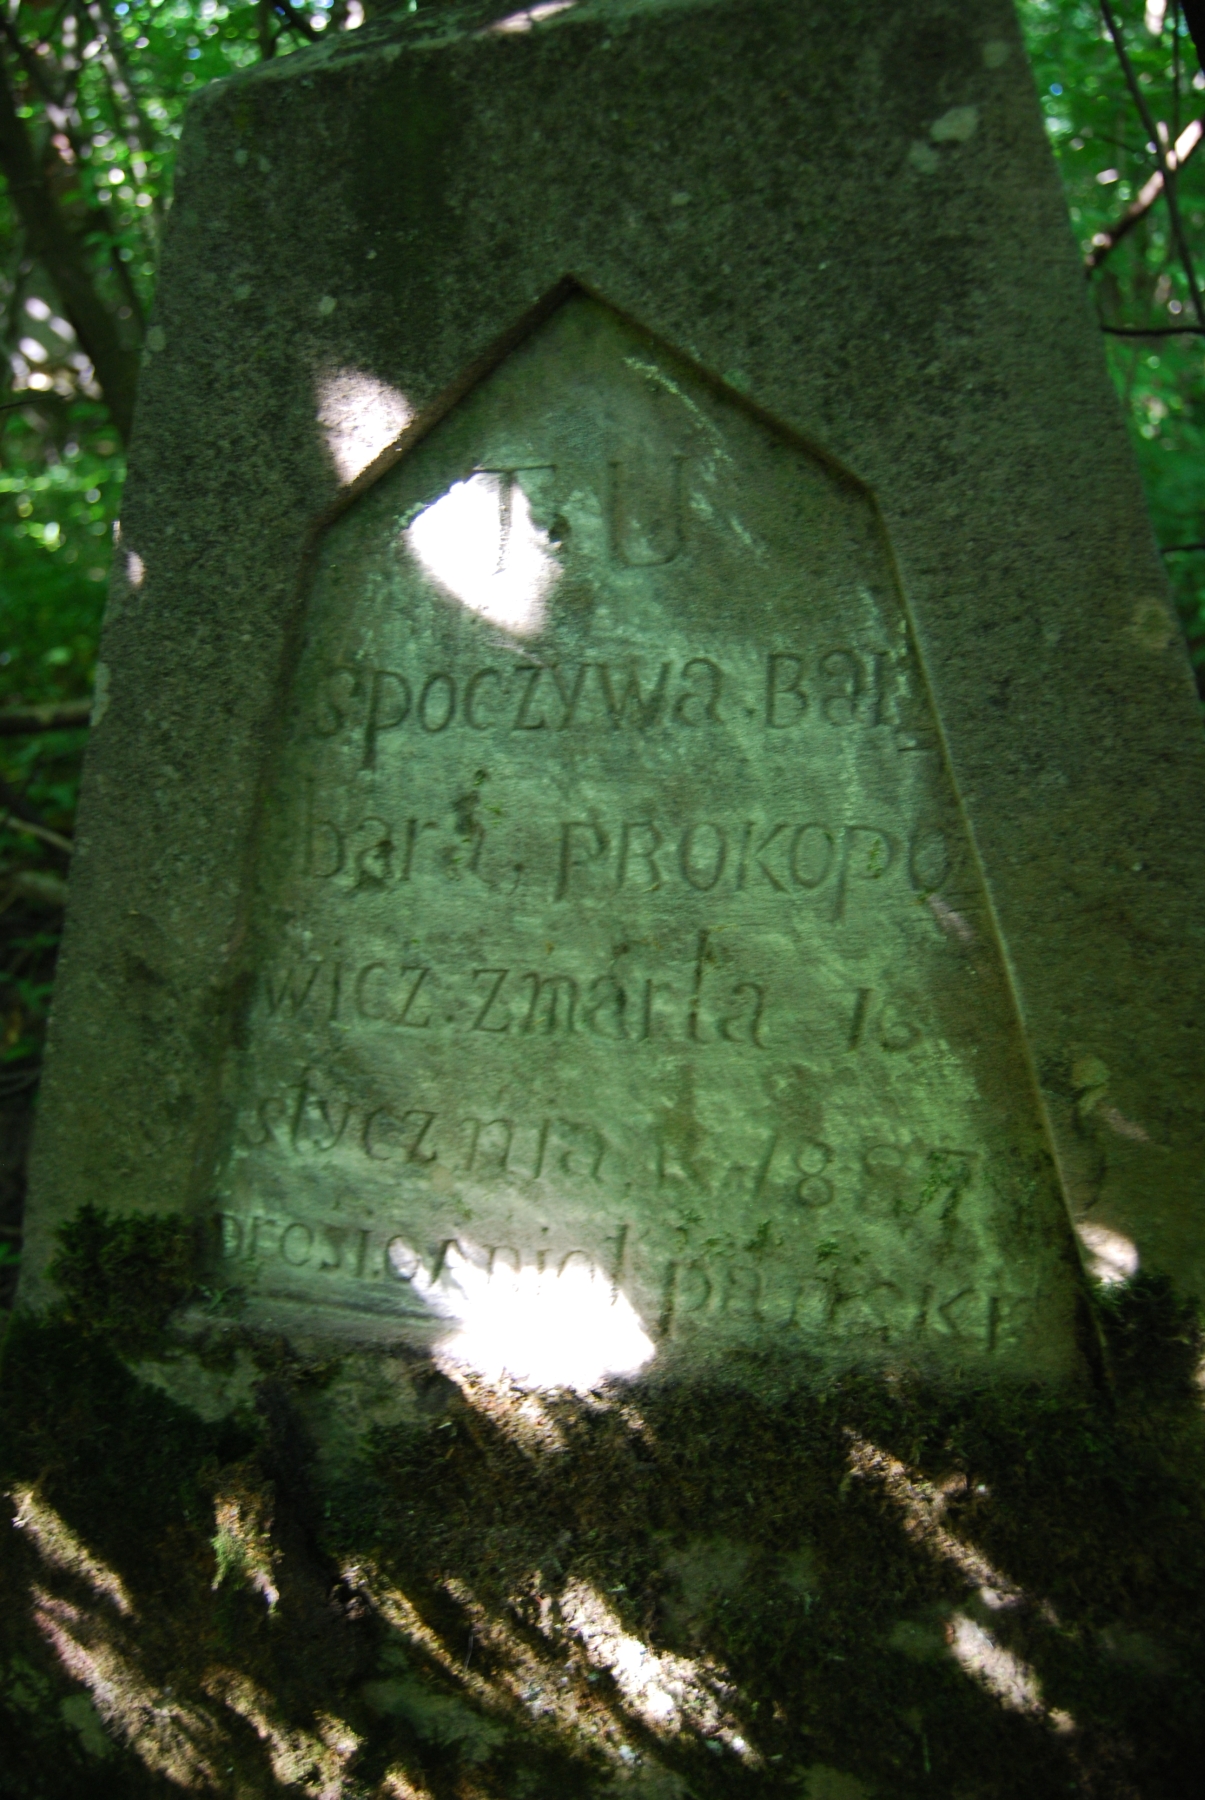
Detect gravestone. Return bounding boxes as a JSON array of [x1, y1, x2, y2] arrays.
[[21, 0, 1205, 1378], [213, 291, 1078, 1383], [13, 2, 1205, 1790]]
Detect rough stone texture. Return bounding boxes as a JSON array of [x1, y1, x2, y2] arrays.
[[22, 0, 1205, 1350]]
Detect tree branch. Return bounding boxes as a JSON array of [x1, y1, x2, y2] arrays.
[[7, 28, 148, 331], [0, 15, 66, 109], [1173, 0, 1184, 141], [272, 0, 321, 42], [88, 0, 157, 165], [1100, 0, 1205, 323], [1086, 117, 1204, 270], [0, 811, 73, 854], [0, 771, 71, 848], [0, 42, 139, 437], [1100, 321, 1205, 332], [0, 701, 91, 735], [1179, 0, 1205, 73]]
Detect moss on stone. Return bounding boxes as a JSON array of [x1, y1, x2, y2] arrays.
[[46, 1202, 198, 1359], [3, 1218, 1205, 1797]]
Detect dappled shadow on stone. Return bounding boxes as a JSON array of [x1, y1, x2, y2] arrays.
[[2, 1279, 1205, 1796]]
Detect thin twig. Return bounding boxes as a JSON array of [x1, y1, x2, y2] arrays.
[[0, 701, 91, 734], [1179, 0, 1205, 70], [38, 0, 76, 53], [0, 773, 64, 839], [1174, 0, 1183, 143], [1100, 321, 1205, 333], [0, 16, 64, 108], [272, 0, 321, 41], [1100, 0, 1205, 322], [0, 42, 139, 436], [1091, 133, 1152, 159], [13, 2, 151, 320], [1161, 540, 1205, 551], [89, 0, 157, 161], [0, 812, 73, 853], [0, 1068, 41, 1094], [1085, 116, 1204, 270]]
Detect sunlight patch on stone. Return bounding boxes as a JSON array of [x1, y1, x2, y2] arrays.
[[441, 1369, 571, 1455], [204, 1670, 361, 1796], [560, 1579, 759, 1763], [210, 1474, 280, 1609], [343, 1561, 753, 1779], [351, 1565, 506, 1713], [844, 1432, 1022, 1606], [403, 472, 559, 636], [1097, 1106, 1150, 1144], [946, 1614, 1074, 1733], [317, 368, 414, 484], [927, 894, 975, 941], [12, 1488, 133, 1616], [379, 1770, 435, 1800], [1075, 1221, 1140, 1286], [32, 1587, 222, 1786], [444, 1574, 641, 1763], [356, 1561, 637, 1765], [848, 1435, 1077, 1733], [389, 1234, 655, 1392]]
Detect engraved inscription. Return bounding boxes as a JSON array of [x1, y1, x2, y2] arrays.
[[210, 1202, 1021, 1354], [257, 943, 923, 1053], [296, 791, 956, 914], [610, 454, 684, 566], [211, 293, 1079, 1379], [311, 648, 916, 751]]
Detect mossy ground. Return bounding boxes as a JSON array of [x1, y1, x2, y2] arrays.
[[2, 1208, 1204, 1798]]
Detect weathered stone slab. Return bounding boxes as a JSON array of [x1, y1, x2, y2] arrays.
[[22, 0, 1205, 1382], [212, 293, 1077, 1378]]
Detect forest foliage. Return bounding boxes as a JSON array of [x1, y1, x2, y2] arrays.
[[1, 0, 1204, 1238]]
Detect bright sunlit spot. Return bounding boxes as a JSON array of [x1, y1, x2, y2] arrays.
[[317, 367, 414, 484], [203, 1670, 361, 1792], [11, 1487, 133, 1616], [365, 1562, 642, 1766], [366, 1560, 755, 1773], [1075, 1221, 1140, 1286], [404, 471, 559, 636], [388, 1236, 655, 1392], [947, 1614, 1074, 1734], [31, 1586, 223, 1787], [560, 1579, 758, 1761], [845, 1433, 1022, 1603], [491, 1, 576, 33], [847, 1434, 1077, 1735]]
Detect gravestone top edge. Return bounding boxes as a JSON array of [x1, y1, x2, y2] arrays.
[[182, 0, 742, 104]]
